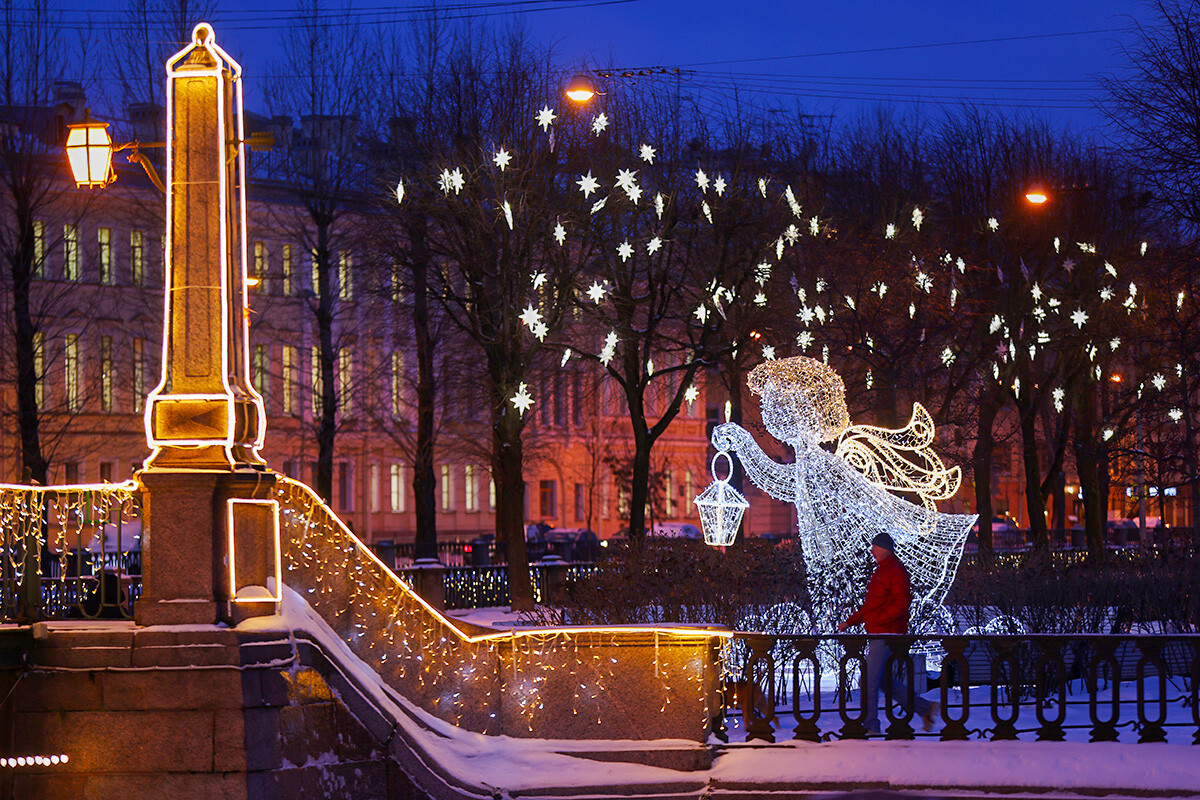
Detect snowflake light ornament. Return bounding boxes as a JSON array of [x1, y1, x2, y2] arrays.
[[711, 357, 973, 632], [694, 452, 749, 547]]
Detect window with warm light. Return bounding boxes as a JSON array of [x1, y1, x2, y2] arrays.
[[282, 345, 297, 415], [338, 251, 353, 300], [441, 465, 455, 512], [64, 334, 80, 411], [540, 479, 557, 519], [685, 469, 695, 515], [253, 241, 268, 293], [132, 338, 144, 412], [98, 227, 113, 284], [252, 344, 269, 395], [369, 463, 380, 513], [309, 248, 319, 294], [130, 230, 144, 285], [99, 335, 113, 412], [63, 224, 79, 281], [391, 352, 404, 417], [281, 244, 293, 296], [465, 465, 479, 513], [310, 346, 322, 417], [33, 332, 44, 405], [390, 463, 406, 513], [33, 221, 44, 278], [337, 347, 352, 415]]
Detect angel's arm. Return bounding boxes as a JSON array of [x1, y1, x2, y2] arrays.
[[711, 423, 795, 502]]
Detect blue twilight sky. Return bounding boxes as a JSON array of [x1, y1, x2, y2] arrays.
[[59, 0, 1151, 134]]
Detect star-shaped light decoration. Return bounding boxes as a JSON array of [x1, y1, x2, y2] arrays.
[[625, 183, 643, 203], [1079, 242, 1097, 254], [615, 167, 637, 189], [796, 330, 814, 350], [684, 384, 699, 409], [617, 241, 634, 262], [694, 304, 709, 324], [1070, 308, 1089, 328], [809, 216, 820, 236], [1178, 290, 1187, 309], [511, 382, 534, 415], [536, 106, 556, 130], [531, 272, 547, 290], [586, 281, 606, 303], [1170, 408, 1184, 422], [988, 217, 999, 231], [915, 271, 932, 293], [646, 236, 662, 254], [640, 143, 656, 163], [493, 148, 512, 171], [1152, 373, 1166, 391], [1105, 262, 1119, 278], [1100, 286, 1114, 302], [655, 193, 665, 219], [577, 172, 600, 197], [912, 206, 924, 230], [695, 169, 709, 191], [553, 222, 567, 245], [395, 179, 405, 205], [1031, 283, 1043, 301], [941, 347, 954, 367], [531, 321, 548, 341], [1052, 387, 1065, 412], [599, 331, 618, 366], [762, 344, 776, 360], [885, 223, 896, 239], [519, 304, 542, 329], [713, 176, 726, 196], [1109, 337, 1121, 350], [439, 167, 465, 195], [591, 113, 609, 135]]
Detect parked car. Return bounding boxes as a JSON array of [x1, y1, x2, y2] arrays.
[[647, 522, 702, 539], [543, 528, 600, 561]]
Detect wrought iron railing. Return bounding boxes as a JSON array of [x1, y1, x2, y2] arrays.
[[0, 481, 141, 623], [726, 633, 1200, 744], [436, 563, 600, 610]]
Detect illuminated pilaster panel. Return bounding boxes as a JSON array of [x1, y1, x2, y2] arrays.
[[144, 23, 266, 470]]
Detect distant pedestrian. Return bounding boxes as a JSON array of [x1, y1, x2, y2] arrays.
[[838, 532, 939, 734]]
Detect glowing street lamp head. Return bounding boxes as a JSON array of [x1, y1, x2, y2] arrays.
[[65, 112, 115, 188], [566, 73, 596, 104], [1025, 182, 1049, 205]]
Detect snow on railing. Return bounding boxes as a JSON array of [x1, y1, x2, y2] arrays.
[[0, 481, 141, 623]]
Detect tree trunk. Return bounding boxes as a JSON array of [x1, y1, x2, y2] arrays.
[[1073, 388, 1106, 561], [972, 391, 1000, 562], [10, 213, 46, 484], [722, 357, 747, 545], [1017, 395, 1049, 551], [315, 224, 337, 505], [409, 212, 438, 560], [494, 392, 532, 610]]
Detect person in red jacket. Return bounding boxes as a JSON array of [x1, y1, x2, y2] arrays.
[[838, 532, 939, 734]]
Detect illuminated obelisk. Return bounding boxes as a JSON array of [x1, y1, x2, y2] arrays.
[[144, 22, 266, 471], [137, 24, 275, 626]]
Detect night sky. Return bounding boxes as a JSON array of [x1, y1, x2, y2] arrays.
[[57, 0, 1149, 132]]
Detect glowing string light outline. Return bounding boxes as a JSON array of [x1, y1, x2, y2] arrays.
[[226, 497, 283, 603]]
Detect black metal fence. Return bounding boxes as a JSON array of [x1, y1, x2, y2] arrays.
[[727, 633, 1200, 744], [436, 563, 600, 609]]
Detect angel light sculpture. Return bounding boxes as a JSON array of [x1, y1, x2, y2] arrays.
[[711, 356, 975, 633]]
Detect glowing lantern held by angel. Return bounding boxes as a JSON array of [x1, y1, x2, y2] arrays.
[[710, 356, 976, 633]]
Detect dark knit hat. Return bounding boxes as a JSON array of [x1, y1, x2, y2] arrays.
[[871, 532, 895, 553]]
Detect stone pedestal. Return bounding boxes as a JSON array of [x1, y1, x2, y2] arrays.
[[405, 559, 446, 611], [136, 469, 278, 627]]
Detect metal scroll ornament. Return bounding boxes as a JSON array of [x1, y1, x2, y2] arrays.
[[695, 451, 749, 547]]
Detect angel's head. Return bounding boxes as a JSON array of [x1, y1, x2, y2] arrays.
[[748, 356, 850, 444]]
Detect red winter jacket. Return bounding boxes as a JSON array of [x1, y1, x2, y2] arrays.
[[844, 552, 912, 634]]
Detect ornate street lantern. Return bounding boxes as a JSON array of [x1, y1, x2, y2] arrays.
[[64, 112, 115, 188], [695, 451, 748, 547]]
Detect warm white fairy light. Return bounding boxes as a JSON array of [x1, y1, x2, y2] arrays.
[[711, 357, 972, 633]]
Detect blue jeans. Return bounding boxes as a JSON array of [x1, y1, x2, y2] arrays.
[[862, 640, 933, 733]]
